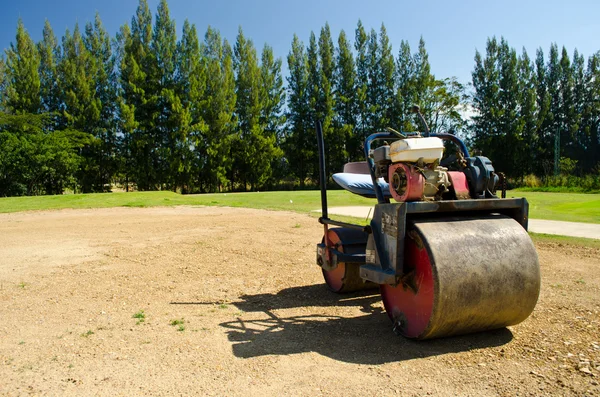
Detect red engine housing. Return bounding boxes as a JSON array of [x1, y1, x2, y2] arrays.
[[388, 163, 424, 202]]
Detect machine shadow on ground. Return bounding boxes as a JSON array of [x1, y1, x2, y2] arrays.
[[215, 284, 514, 365]]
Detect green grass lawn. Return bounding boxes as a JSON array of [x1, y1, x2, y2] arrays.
[[0, 189, 598, 224], [0, 190, 373, 215], [507, 191, 600, 224]]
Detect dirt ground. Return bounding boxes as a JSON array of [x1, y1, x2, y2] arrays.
[[0, 206, 599, 396]]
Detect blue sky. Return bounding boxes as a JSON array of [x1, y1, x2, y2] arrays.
[[1, 0, 599, 85]]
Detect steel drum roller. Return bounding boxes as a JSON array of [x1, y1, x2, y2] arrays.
[[381, 215, 540, 339]]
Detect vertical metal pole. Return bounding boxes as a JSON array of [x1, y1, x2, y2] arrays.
[[316, 122, 329, 250], [316, 121, 328, 219], [554, 126, 560, 176]]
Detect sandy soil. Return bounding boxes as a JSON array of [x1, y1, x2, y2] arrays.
[[0, 206, 598, 396]]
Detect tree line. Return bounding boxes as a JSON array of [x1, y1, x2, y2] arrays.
[[0, 0, 598, 196], [471, 37, 600, 182]]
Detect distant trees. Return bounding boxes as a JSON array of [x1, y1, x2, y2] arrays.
[[0, 1, 598, 197], [284, 21, 465, 183], [471, 37, 600, 179]]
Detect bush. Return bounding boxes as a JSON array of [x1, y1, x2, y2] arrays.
[[523, 174, 542, 188], [512, 173, 600, 193]]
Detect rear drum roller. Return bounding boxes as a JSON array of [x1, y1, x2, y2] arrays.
[[381, 215, 540, 339], [322, 228, 376, 293]]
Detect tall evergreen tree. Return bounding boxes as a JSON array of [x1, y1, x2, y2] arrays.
[[378, 24, 396, 130], [151, 0, 179, 188], [3, 19, 41, 114], [518, 48, 539, 176], [571, 49, 587, 171], [412, 37, 437, 129], [496, 38, 522, 177], [396, 40, 415, 131], [410, 38, 465, 135], [201, 26, 236, 191], [115, 23, 135, 190], [558, 47, 576, 163], [471, 38, 500, 162], [546, 44, 562, 175], [83, 13, 119, 191], [284, 34, 311, 186], [233, 27, 262, 189], [119, 0, 156, 190], [333, 29, 358, 160], [354, 20, 369, 141], [305, 31, 321, 181], [58, 24, 96, 130], [365, 28, 380, 131], [38, 20, 61, 114], [317, 23, 343, 175], [259, 44, 286, 185], [534, 48, 551, 174], [0, 57, 6, 112], [176, 19, 206, 193], [58, 23, 101, 191], [584, 53, 600, 171]]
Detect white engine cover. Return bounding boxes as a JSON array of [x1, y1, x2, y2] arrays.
[[389, 137, 444, 163]]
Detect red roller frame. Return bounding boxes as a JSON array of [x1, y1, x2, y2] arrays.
[[380, 235, 435, 338], [322, 229, 347, 292]]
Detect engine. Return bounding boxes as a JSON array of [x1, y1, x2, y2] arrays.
[[371, 137, 499, 202]]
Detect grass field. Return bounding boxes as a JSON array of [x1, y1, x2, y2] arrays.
[[509, 191, 600, 224], [0, 189, 598, 224], [0, 190, 373, 215]]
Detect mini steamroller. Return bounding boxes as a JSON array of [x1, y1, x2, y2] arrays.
[[315, 113, 540, 340]]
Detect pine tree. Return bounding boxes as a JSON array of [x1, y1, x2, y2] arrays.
[[558, 47, 576, 164], [365, 28, 379, 131], [412, 37, 436, 129], [0, 57, 5, 111], [410, 38, 464, 135], [58, 23, 101, 191], [306, 31, 319, 126], [4, 19, 41, 114], [318, 23, 343, 175], [284, 34, 311, 186], [333, 29, 358, 160], [120, 0, 156, 190], [354, 20, 369, 141], [396, 40, 415, 131], [518, 48, 539, 176], [378, 24, 396, 130], [259, 44, 285, 186], [571, 49, 587, 170], [546, 44, 562, 175], [83, 12, 119, 191], [585, 53, 600, 171], [535, 48, 551, 175], [201, 27, 236, 192], [151, 0, 179, 189], [59, 24, 96, 130], [233, 27, 261, 190], [471, 38, 500, 161], [305, 31, 320, 181], [115, 23, 135, 191], [176, 19, 206, 193], [38, 20, 61, 114], [496, 38, 522, 177]]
